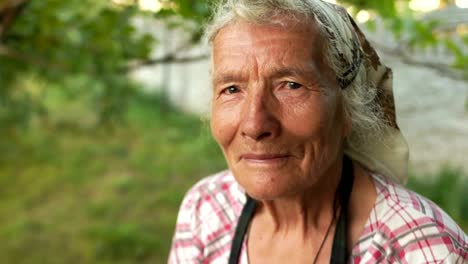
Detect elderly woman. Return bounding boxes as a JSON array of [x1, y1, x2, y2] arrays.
[[169, 0, 467, 263]]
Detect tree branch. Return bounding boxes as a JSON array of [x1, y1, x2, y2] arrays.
[[127, 37, 209, 70], [0, 44, 67, 70], [128, 53, 209, 69], [371, 41, 466, 81], [0, 0, 29, 41], [0, 0, 27, 12]]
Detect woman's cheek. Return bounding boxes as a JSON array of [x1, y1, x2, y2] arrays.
[[211, 104, 241, 147], [284, 97, 327, 133]]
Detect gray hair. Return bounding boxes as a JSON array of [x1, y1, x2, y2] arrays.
[[205, 0, 391, 151]]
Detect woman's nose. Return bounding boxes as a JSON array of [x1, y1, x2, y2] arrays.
[[240, 91, 280, 141]]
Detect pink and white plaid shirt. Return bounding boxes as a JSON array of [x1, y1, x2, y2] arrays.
[[169, 170, 468, 263]]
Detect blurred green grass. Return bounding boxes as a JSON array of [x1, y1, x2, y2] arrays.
[[0, 92, 226, 263], [0, 92, 466, 263]]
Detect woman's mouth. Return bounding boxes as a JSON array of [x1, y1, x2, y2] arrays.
[[240, 153, 291, 165]]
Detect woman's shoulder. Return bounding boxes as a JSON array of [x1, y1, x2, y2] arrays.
[[181, 170, 245, 211], [169, 170, 245, 262], [176, 170, 246, 231], [352, 173, 467, 263], [370, 173, 464, 238]]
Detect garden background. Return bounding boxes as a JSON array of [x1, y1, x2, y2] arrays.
[[1, 0, 467, 263]]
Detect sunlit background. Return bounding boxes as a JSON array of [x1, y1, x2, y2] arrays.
[[135, 0, 468, 12], [1, 0, 467, 263]]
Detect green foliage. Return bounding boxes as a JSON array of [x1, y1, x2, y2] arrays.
[[341, 0, 397, 17], [164, 0, 212, 22], [89, 224, 160, 261], [407, 166, 468, 228], [340, 0, 468, 73], [0, 0, 154, 131], [0, 92, 226, 263]]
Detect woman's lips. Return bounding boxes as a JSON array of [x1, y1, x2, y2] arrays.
[[240, 153, 291, 164]]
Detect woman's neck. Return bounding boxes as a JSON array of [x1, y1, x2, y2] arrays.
[[246, 159, 378, 263], [255, 157, 343, 236]]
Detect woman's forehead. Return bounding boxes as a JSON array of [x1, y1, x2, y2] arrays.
[[213, 22, 326, 71], [211, 20, 333, 87], [212, 18, 320, 49]]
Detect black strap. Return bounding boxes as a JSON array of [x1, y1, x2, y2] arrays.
[[228, 195, 257, 264], [229, 155, 354, 264], [330, 155, 354, 263]]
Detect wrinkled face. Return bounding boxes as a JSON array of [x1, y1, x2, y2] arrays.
[[211, 20, 349, 200]]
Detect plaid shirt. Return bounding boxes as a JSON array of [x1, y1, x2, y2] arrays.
[[169, 171, 468, 263]]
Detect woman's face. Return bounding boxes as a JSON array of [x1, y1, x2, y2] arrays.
[[210, 20, 349, 200]]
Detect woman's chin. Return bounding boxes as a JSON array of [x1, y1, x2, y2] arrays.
[[238, 173, 299, 201]]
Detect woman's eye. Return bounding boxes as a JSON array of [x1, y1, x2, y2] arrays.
[[223, 86, 240, 94], [287, 82, 303, 90]]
